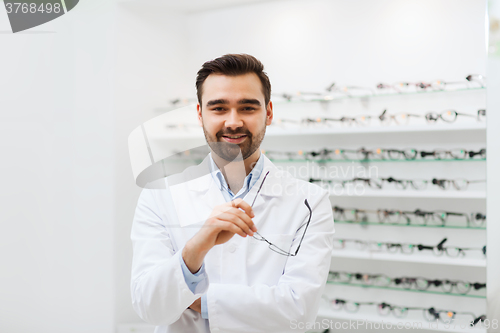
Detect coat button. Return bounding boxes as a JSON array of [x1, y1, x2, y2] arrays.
[[227, 243, 238, 253]]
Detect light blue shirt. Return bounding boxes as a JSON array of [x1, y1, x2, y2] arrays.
[[180, 152, 265, 319]]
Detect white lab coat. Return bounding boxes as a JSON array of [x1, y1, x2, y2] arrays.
[[131, 153, 335, 333]]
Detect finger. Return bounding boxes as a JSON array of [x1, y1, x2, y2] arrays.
[[219, 220, 246, 237], [227, 207, 257, 233], [215, 218, 247, 238], [231, 198, 255, 219], [216, 212, 253, 237]]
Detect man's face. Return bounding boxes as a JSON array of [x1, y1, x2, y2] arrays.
[[197, 72, 273, 161]]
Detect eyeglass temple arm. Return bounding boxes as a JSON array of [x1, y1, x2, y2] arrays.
[[293, 199, 312, 256], [250, 171, 270, 207], [455, 112, 476, 118], [436, 238, 447, 250], [473, 283, 486, 290], [417, 244, 434, 251], [378, 109, 387, 120], [473, 315, 487, 325]]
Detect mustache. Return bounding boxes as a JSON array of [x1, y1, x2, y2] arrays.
[[218, 130, 251, 137]]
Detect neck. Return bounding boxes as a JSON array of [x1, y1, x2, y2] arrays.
[[212, 149, 261, 192]]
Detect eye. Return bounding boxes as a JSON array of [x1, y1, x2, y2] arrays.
[[242, 107, 256, 111], [212, 107, 225, 111]]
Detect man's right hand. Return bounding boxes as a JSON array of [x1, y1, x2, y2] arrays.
[[182, 198, 257, 273]]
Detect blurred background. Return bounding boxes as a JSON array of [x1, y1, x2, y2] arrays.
[[1, 0, 499, 332]]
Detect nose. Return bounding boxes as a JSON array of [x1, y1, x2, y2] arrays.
[[224, 108, 244, 131]]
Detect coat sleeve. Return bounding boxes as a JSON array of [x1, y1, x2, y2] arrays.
[[130, 187, 208, 326], [206, 189, 335, 333]]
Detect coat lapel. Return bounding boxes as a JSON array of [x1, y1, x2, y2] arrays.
[[239, 153, 283, 213], [176, 152, 283, 226]]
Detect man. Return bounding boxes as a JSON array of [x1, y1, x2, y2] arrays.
[[131, 54, 335, 333]]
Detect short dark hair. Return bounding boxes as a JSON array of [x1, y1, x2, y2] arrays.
[[196, 54, 271, 107]]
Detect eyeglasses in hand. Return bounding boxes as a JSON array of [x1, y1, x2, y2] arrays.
[[250, 171, 312, 257]]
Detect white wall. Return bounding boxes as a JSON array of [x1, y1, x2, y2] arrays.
[[186, 0, 486, 93], [113, 2, 190, 324], [0, 1, 116, 332]]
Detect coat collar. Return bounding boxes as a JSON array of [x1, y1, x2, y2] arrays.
[[186, 152, 283, 212]]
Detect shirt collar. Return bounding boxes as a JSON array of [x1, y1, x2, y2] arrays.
[[209, 152, 264, 193]]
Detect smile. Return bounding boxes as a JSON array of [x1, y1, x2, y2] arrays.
[[222, 135, 247, 143]]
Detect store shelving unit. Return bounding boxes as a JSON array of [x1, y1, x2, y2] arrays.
[[321, 190, 486, 199], [266, 122, 486, 136], [333, 220, 485, 230], [267, 87, 487, 333], [330, 249, 486, 267], [326, 281, 486, 299], [315, 308, 487, 333]]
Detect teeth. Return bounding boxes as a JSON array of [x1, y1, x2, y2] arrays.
[[225, 135, 244, 139]]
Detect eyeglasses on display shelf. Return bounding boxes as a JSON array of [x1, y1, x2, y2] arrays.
[[300, 116, 373, 127], [423, 307, 482, 325], [376, 74, 486, 93], [328, 271, 392, 287], [276, 74, 486, 102], [324, 83, 375, 97], [333, 205, 486, 228], [327, 271, 486, 295], [309, 176, 486, 191], [378, 109, 422, 125], [332, 238, 486, 258], [272, 108, 486, 130], [322, 297, 486, 325], [420, 149, 469, 160], [469, 148, 487, 159], [168, 74, 486, 109], [431, 178, 486, 191], [377, 302, 423, 318], [262, 147, 486, 162], [321, 296, 374, 313], [425, 109, 486, 123]]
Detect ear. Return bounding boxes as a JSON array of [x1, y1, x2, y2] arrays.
[[197, 103, 203, 127], [265, 101, 273, 126]]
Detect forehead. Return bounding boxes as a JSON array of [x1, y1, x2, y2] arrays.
[[201, 72, 264, 104]]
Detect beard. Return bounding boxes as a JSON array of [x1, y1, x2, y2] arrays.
[[202, 122, 266, 162]]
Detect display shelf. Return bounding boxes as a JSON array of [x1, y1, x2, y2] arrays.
[[326, 281, 486, 299], [156, 87, 486, 113], [149, 123, 485, 140], [269, 158, 486, 164], [272, 87, 486, 105], [316, 307, 487, 333], [324, 189, 486, 199], [266, 122, 486, 137], [333, 220, 486, 230], [330, 250, 486, 267], [162, 157, 487, 164]]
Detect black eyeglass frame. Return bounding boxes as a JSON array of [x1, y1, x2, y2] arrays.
[[250, 171, 313, 257]]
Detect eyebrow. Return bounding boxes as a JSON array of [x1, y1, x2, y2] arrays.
[[206, 98, 261, 107], [238, 99, 261, 106]]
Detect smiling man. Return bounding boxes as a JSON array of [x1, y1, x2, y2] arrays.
[[130, 54, 335, 333]]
